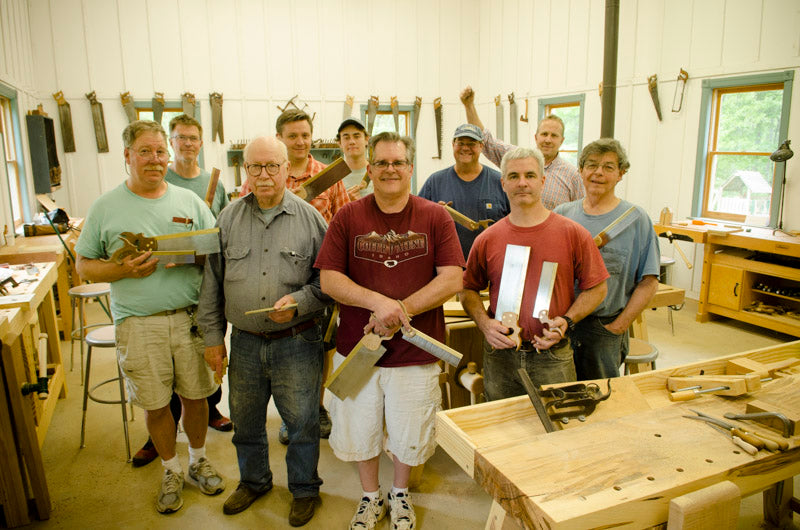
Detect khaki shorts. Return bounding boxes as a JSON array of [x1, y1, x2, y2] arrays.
[[328, 352, 441, 466], [116, 312, 217, 411]]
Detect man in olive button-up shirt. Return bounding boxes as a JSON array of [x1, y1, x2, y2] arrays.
[[197, 136, 330, 525]]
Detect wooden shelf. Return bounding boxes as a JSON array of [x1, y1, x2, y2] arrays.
[[752, 289, 800, 304]]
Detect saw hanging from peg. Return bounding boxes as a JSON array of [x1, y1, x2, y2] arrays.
[[432, 97, 442, 160], [520, 98, 529, 123], [85, 91, 109, 153], [508, 93, 518, 144], [181, 92, 196, 118], [52, 91, 75, 152], [391, 96, 399, 132], [204, 168, 221, 208], [647, 74, 663, 121], [367, 96, 379, 136], [277, 95, 299, 113], [120, 91, 136, 123], [495, 95, 504, 141], [672, 68, 689, 113], [209, 92, 224, 142], [152, 92, 165, 124], [411, 97, 422, 138], [343, 95, 354, 120]]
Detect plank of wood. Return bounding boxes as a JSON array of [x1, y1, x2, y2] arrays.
[[324, 333, 385, 400], [667, 376, 747, 396], [667, 480, 740, 530], [726, 357, 771, 379]]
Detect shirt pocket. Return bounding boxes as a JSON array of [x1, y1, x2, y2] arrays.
[[600, 246, 628, 276], [279, 247, 312, 288], [224, 246, 250, 282]]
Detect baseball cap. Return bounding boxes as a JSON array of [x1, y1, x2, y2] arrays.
[[453, 124, 483, 142], [338, 117, 367, 135]]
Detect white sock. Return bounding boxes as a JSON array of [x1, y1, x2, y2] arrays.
[[188, 445, 205, 466], [363, 488, 381, 500], [161, 455, 182, 475], [391, 486, 408, 497]]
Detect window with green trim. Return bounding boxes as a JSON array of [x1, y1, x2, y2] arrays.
[[538, 95, 584, 168], [694, 72, 793, 226]]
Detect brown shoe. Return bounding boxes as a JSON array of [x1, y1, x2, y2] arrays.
[[132, 439, 159, 468], [289, 495, 320, 527], [223, 482, 270, 515]]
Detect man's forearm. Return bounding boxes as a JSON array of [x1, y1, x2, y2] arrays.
[[320, 270, 389, 312], [565, 280, 607, 323], [76, 255, 130, 283], [401, 266, 462, 317], [460, 288, 492, 330], [608, 275, 659, 334], [464, 101, 484, 130]]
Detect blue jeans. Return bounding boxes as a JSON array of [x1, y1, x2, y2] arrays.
[[482, 337, 576, 401], [228, 325, 323, 498], [571, 315, 628, 381]]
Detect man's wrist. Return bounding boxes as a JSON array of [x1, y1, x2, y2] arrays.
[[562, 315, 575, 332]]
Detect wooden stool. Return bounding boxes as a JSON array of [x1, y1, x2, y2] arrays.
[[69, 282, 111, 382], [79, 325, 132, 462], [624, 338, 659, 374]]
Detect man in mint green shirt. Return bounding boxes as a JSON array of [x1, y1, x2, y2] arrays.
[[76, 120, 224, 514]]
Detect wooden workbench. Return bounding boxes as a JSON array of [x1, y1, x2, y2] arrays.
[[437, 340, 800, 529], [0, 262, 67, 446], [0, 219, 84, 340]]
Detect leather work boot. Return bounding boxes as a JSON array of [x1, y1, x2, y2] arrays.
[[223, 482, 270, 515], [289, 495, 321, 526]]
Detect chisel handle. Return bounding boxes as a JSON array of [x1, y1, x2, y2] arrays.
[[731, 428, 764, 450], [731, 435, 758, 456]]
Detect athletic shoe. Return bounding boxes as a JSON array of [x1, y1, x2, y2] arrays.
[[156, 469, 184, 514], [388, 491, 416, 530], [188, 457, 225, 495], [349, 494, 386, 529]]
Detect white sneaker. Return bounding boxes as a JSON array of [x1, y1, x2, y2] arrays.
[[156, 469, 184, 514], [388, 491, 416, 530], [350, 494, 387, 529], [188, 457, 225, 495]]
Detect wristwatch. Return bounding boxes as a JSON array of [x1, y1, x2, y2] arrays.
[[562, 316, 575, 333]]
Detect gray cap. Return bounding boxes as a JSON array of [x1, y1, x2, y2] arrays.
[[453, 124, 483, 142], [338, 117, 367, 135]]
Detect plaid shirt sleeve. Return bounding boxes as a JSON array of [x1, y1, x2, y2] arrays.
[[481, 129, 514, 168]]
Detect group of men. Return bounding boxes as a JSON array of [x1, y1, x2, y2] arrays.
[[75, 83, 659, 529]]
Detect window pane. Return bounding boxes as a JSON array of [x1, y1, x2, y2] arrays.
[[551, 106, 580, 152], [717, 89, 782, 152], [372, 113, 408, 136], [138, 109, 185, 161], [707, 153, 774, 217], [559, 151, 578, 167]]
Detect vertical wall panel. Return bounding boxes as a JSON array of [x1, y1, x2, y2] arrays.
[[318, 0, 345, 99], [516, 0, 533, 94], [760, 0, 800, 67], [28, 0, 57, 91], [632, 0, 663, 80], [566, 0, 590, 89], [547, 1, 569, 91], [117, 0, 154, 94], [83, 0, 124, 95], [238, 0, 268, 98], [721, 0, 762, 67], [146, 0, 183, 96], [439, 0, 460, 100], [293, 1, 322, 98], [177, 0, 211, 92], [50, 0, 90, 96], [689, 0, 725, 72], [207, 0, 241, 97], [660, 0, 692, 76], [395, 0, 419, 98], [264, 1, 294, 98], [500, 0, 518, 90]]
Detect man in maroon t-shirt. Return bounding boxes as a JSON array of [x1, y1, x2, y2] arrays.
[[315, 132, 464, 530], [461, 146, 609, 400]]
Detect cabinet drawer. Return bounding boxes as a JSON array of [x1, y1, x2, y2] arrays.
[[709, 264, 745, 310]]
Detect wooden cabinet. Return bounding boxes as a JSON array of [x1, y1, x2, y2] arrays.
[[25, 113, 61, 194], [708, 263, 745, 310]]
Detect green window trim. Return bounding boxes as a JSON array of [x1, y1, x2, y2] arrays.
[[0, 81, 32, 222], [537, 93, 585, 161]]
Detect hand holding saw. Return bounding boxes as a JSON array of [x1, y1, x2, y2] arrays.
[[594, 206, 638, 248], [105, 228, 220, 265], [293, 158, 352, 202], [442, 203, 493, 231]]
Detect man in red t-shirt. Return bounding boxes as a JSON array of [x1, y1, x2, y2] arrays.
[[461, 146, 609, 400], [315, 132, 464, 530]]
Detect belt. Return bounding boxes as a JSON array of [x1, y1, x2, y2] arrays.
[[243, 319, 316, 341], [150, 305, 197, 317], [520, 337, 568, 352]]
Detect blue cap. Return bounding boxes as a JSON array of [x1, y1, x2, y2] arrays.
[[453, 124, 483, 142]]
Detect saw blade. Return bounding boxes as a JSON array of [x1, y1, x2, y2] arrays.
[[401, 327, 462, 366], [495, 244, 531, 321], [411, 97, 422, 138], [325, 333, 387, 400], [495, 95, 504, 141], [433, 97, 442, 159], [532, 261, 558, 322], [294, 158, 351, 202], [508, 93, 518, 145], [391, 96, 399, 132], [594, 205, 638, 248], [152, 228, 221, 255]]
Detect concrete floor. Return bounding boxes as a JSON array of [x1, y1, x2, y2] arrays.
[[26, 299, 799, 529]]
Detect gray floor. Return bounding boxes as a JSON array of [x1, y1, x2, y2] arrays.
[[28, 299, 798, 529]]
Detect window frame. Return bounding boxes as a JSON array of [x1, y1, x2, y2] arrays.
[[0, 82, 31, 225], [360, 103, 418, 192], [134, 100, 205, 167], [538, 94, 585, 165], [692, 71, 793, 226]]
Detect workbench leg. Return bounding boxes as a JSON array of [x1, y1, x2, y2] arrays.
[[485, 500, 522, 530], [55, 256, 72, 340], [667, 480, 740, 529], [763, 478, 794, 528], [0, 365, 31, 527], [39, 291, 66, 399]]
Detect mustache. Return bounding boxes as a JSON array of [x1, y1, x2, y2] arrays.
[[143, 164, 165, 171]]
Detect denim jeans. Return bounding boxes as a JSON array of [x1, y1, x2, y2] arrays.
[[571, 314, 629, 381], [482, 337, 576, 401], [228, 324, 323, 498]]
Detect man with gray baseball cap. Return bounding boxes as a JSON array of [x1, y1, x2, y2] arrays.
[[419, 123, 509, 259], [337, 117, 371, 200]]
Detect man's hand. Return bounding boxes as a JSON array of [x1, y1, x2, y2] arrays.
[[532, 316, 568, 351], [363, 297, 410, 337], [204, 344, 227, 382], [603, 322, 627, 335], [269, 294, 298, 323], [346, 181, 366, 202], [479, 318, 518, 350], [121, 251, 158, 279], [460, 86, 475, 106]]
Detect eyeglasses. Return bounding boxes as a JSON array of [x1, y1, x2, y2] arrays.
[[372, 160, 410, 171], [135, 148, 169, 160], [171, 134, 201, 144], [584, 163, 619, 174], [245, 163, 283, 177], [454, 139, 480, 148]]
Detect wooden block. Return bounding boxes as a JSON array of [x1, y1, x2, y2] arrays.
[[764, 357, 800, 375], [745, 399, 798, 436], [667, 376, 747, 396], [726, 357, 770, 379], [667, 480, 740, 530], [324, 334, 386, 400]]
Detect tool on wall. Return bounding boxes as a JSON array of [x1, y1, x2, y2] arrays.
[[343, 95, 353, 120], [181, 92, 196, 118], [508, 92, 518, 144], [152, 92, 165, 123], [411, 97, 422, 138], [209, 92, 224, 143], [495, 244, 531, 350], [85, 91, 109, 153], [647, 74, 663, 121], [52, 91, 75, 152], [495, 95, 504, 141], [672, 68, 689, 113], [120, 92, 136, 123], [227, 140, 246, 188], [366, 96, 379, 135], [277, 95, 298, 113], [520, 98, 529, 123], [432, 97, 442, 159], [390, 96, 399, 132]]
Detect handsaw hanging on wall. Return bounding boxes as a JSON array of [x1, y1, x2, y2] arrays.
[[432, 97, 442, 159], [152, 92, 165, 124], [495, 95, 504, 141], [209, 92, 224, 143], [391, 96, 399, 132], [411, 97, 422, 138], [367, 96, 379, 135], [508, 92, 518, 144], [52, 91, 75, 152], [343, 95, 354, 120], [120, 92, 136, 123], [85, 91, 109, 153], [181, 92, 196, 118], [647, 75, 663, 121]]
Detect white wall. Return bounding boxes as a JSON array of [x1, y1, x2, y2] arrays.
[[1, 0, 799, 297]]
